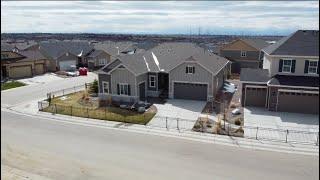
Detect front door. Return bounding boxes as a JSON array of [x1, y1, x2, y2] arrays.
[[139, 82, 146, 101]]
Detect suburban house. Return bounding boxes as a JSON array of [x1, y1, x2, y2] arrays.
[[39, 40, 94, 71], [86, 49, 112, 70], [13, 41, 39, 51], [1, 43, 49, 79], [97, 42, 229, 102], [220, 38, 270, 73], [240, 30, 319, 114]]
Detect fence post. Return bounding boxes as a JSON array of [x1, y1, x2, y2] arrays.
[[54, 104, 57, 114], [256, 127, 259, 140], [62, 89, 64, 96], [177, 118, 179, 130], [105, 107, 107, 120], [227, 124, 230, 136], [166, 117, 168, 130], [316, 132, 319, 146], [70, 106, 72, 116], [87, 108, 89, 118], [285, 129, 289, 143]]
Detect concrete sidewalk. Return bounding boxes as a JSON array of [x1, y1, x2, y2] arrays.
[[3, 104, 319, 156]]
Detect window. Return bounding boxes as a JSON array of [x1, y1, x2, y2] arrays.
[[99, 59, 106, 66], [241, 51, 247, 57], [186, 66, 195, 74], [149, 75, 156, 88], [102, 82, 109, 94], [282, 60, 292, 73], [308, 60, 318, 74], [119, 83, 129, 95]]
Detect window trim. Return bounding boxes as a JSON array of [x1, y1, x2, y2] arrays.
[[98, 58, 106, 66], [149, 75, 156, 88], [102, 81, 109, 94], [119, 83, 129, 96], [186, 65, 195, 74], [308, 60, 318, 74], [241, 51, 247, 57], [282, 59, 292, 73]]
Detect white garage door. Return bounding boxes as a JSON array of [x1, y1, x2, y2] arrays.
[[59, 60, 76, 71]]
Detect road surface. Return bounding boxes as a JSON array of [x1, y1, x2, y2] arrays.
[[1, 110, 318, 180]]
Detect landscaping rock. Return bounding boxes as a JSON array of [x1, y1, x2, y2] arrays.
[[137, 107, 145, 113]]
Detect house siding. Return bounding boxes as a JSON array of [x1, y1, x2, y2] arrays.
[[263, 54, 319, 77], [98, 73, 111, 94], [136, 73, 148, 98], [213, 68, 225, 96], [220, 50, 260, 61], [102, 59, 121, 73], [110, 67, 136, 96], [169, 62, 213, 99]]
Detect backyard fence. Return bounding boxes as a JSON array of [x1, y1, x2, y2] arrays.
[[38, 101, 155, 125], [47, 83, 92, 99]]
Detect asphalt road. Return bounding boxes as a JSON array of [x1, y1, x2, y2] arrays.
[[1, 110, 319, 180], [1, 72, 97, 106]]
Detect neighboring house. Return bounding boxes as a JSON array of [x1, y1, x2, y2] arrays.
[[240, 30, 319, 114], [220, 38, 270, 73], [39, 40, 94, 71], [86, 49, 111, 69], [13, 41, 39, 51], [1, 43, 49, 79], [97, 42, 229, 102]]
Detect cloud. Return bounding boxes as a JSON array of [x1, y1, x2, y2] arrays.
[[1, 1, 319, 35]]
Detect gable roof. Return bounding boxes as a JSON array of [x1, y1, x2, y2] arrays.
[[263, 30, 319, 56], [17, 50, 46, 61], [39, 40, 94, 59], [240, 68, 270, 83], [87, 49, 109, 58], [13, 41, 38, 50], [241, 38, 270, 50], [101, 42, 229, 75]]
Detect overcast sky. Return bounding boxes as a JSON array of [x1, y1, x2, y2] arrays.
[[1, 1, 319, 35]]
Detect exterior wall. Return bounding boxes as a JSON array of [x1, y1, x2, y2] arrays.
[[263, 54, 319, 77], [220, 50, 260, 61], [213, 68, 225, 97], [221, 40, 257, 51], [110, 67, 136, 96], [98, 73, 111, 94], [136, 73, 148, 98], [147, 72, 159, 97], [88, 52, 111, 68], [169, 62, 213, 100]]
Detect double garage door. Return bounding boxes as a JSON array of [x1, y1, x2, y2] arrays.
[[59, 60, 76, 71], [277, 91, 319, 114], [244, 86, 267, 107], [173, 82, 207, 101]]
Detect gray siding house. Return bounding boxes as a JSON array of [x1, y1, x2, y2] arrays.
[[240, 30, 319, 114], [220, 38, 270, 73], [97, 43, 229, 102]]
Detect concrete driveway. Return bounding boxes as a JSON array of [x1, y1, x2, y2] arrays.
[[17, 73, 63, 85], [148, 99, 206, 130], [244, 107, 319, 144]]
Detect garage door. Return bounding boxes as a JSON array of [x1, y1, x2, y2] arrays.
[[245, 87, 267, 107], [174, 82, 207, 101], [35, 63, 45, 75], [10, 66, 32, 78], [59, 60, 76, 71], [278, 91, 319, 114]]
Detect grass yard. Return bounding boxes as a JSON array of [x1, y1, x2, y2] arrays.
[[43, 91, 156, 125], [1, 81, 26, 91]]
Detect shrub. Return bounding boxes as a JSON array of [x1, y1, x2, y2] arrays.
[[207, 123, 212, 128], [193, 124, 201, 129], [89, 79, 99, 94], [235, 118, 241, 126]]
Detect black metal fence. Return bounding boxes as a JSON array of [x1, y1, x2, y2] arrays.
[[47, 83, 92, 99]]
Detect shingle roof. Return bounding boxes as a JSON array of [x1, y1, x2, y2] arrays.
[[18, 50, 46, 61], [263, 30, 319, 56], [87, 49, 106, 58], [241, 38, 270, 50], [13, 41, 38, 50], [240, 68, 270, 83], [94, 41, 135, 56], [102, 42, 229, 75], [1, 43, 15, 52], [39, 41, 94, 59], [268, 75, 319, 87]]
